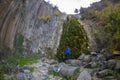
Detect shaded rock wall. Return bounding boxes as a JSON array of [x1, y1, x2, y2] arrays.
[[0, 0, 23, 54]]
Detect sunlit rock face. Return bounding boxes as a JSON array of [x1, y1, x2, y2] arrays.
[[0, 0, 66, 56]]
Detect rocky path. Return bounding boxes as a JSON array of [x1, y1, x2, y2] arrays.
[[31, 59, 62, 80], [5, 51, 120, 80], [14, 58, 63, 80], [31, 60, 50, 80]]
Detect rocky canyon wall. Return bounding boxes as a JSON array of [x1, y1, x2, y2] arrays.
[[0, 0, 66, 57]]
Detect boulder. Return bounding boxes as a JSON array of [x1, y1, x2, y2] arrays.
[[16, 72, 33, 80], [90, 56, 97, 62], [44, 59, 58, 65], [105, 53, 114, 60], [97, 53, 104, 61], [98, 61, 107, 70], [16, 72, 25, 80], [49, 63, 66, 72], [115, 60, 120, 71], [100, 49, 106, 53], [77, 69, 91, 80], [11, 65, 19, 73], [65, 59, 82, 67], [84, 63, 91, 68], [84, 61, 98, 68], [83, 55, 91, 63], [96, 69, 113, 78], [59, 65, 78, 78], [78, 54, 86, 60], [107, 59, 116, 70], [87, 69, 96, 76], [90, 52, 97, 56], [19, 65, 31, 72], [104, 76, 116, 80], [90, 61, 98, 68]]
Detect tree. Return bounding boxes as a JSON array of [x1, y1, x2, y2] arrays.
[[74, 8, 79, 14], [56, 17, 89, 61], [106, 7, 120, 50]]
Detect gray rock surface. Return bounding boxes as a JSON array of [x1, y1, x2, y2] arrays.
[[90, 61, 98, 68], [96, 69, 112, 78], [4, 51, 120, 80], [107, 59, 116, 70], [97, 53, 104, 61], [84, 55, 91, 62], [59, 65, 78, 77], [16, 72, 33, 80], [78, 54, 86, 60], [115, 60, 120, 70], [65, 59, 82, 67], [0, 0, 66, 56], [77, 69, 91, 80], [91, 52, 97, 56]]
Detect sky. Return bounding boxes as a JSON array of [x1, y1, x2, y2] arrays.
[[45, 0, 101, 14]]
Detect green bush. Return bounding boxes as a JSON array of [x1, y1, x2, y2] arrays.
[[56, 18, 89, 61], [0, 75, 4, 80], [105, 7, 120, 50], [0, 53, 39, 79]]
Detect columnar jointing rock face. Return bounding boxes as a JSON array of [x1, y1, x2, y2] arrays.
[[0, 0, 66, 56]]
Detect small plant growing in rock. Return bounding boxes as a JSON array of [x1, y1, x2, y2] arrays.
[[38, 15, 50, 23], [48, 70, 60, 76], [54, 11, 60, 20], [54, 11, 60, 16]]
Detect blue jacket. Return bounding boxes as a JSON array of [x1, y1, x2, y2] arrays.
[[64, 48, 71, 54]]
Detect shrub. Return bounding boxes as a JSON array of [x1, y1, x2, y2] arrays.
[[54, 11, 60, 16], [56, 17, 89, 61], [0, 53, 39, 79], [48, 70, 60, 76], [38, 15, 50, 22]]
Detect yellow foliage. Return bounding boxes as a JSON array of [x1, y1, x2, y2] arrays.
[[54, 11, 60, 16], [38, 15, 50, 22]]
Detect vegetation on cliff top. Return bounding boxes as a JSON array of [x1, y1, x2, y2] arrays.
[[79, 0, 120, 51]]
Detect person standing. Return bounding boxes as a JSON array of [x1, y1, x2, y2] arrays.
[[64, 46, 71, 59]]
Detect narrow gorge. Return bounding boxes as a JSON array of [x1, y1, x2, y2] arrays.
[[0, 0, 120, 80]]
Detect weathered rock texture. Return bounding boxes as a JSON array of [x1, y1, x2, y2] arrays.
[[0, 0, 66, 57], [0, 0, 23, 54]]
